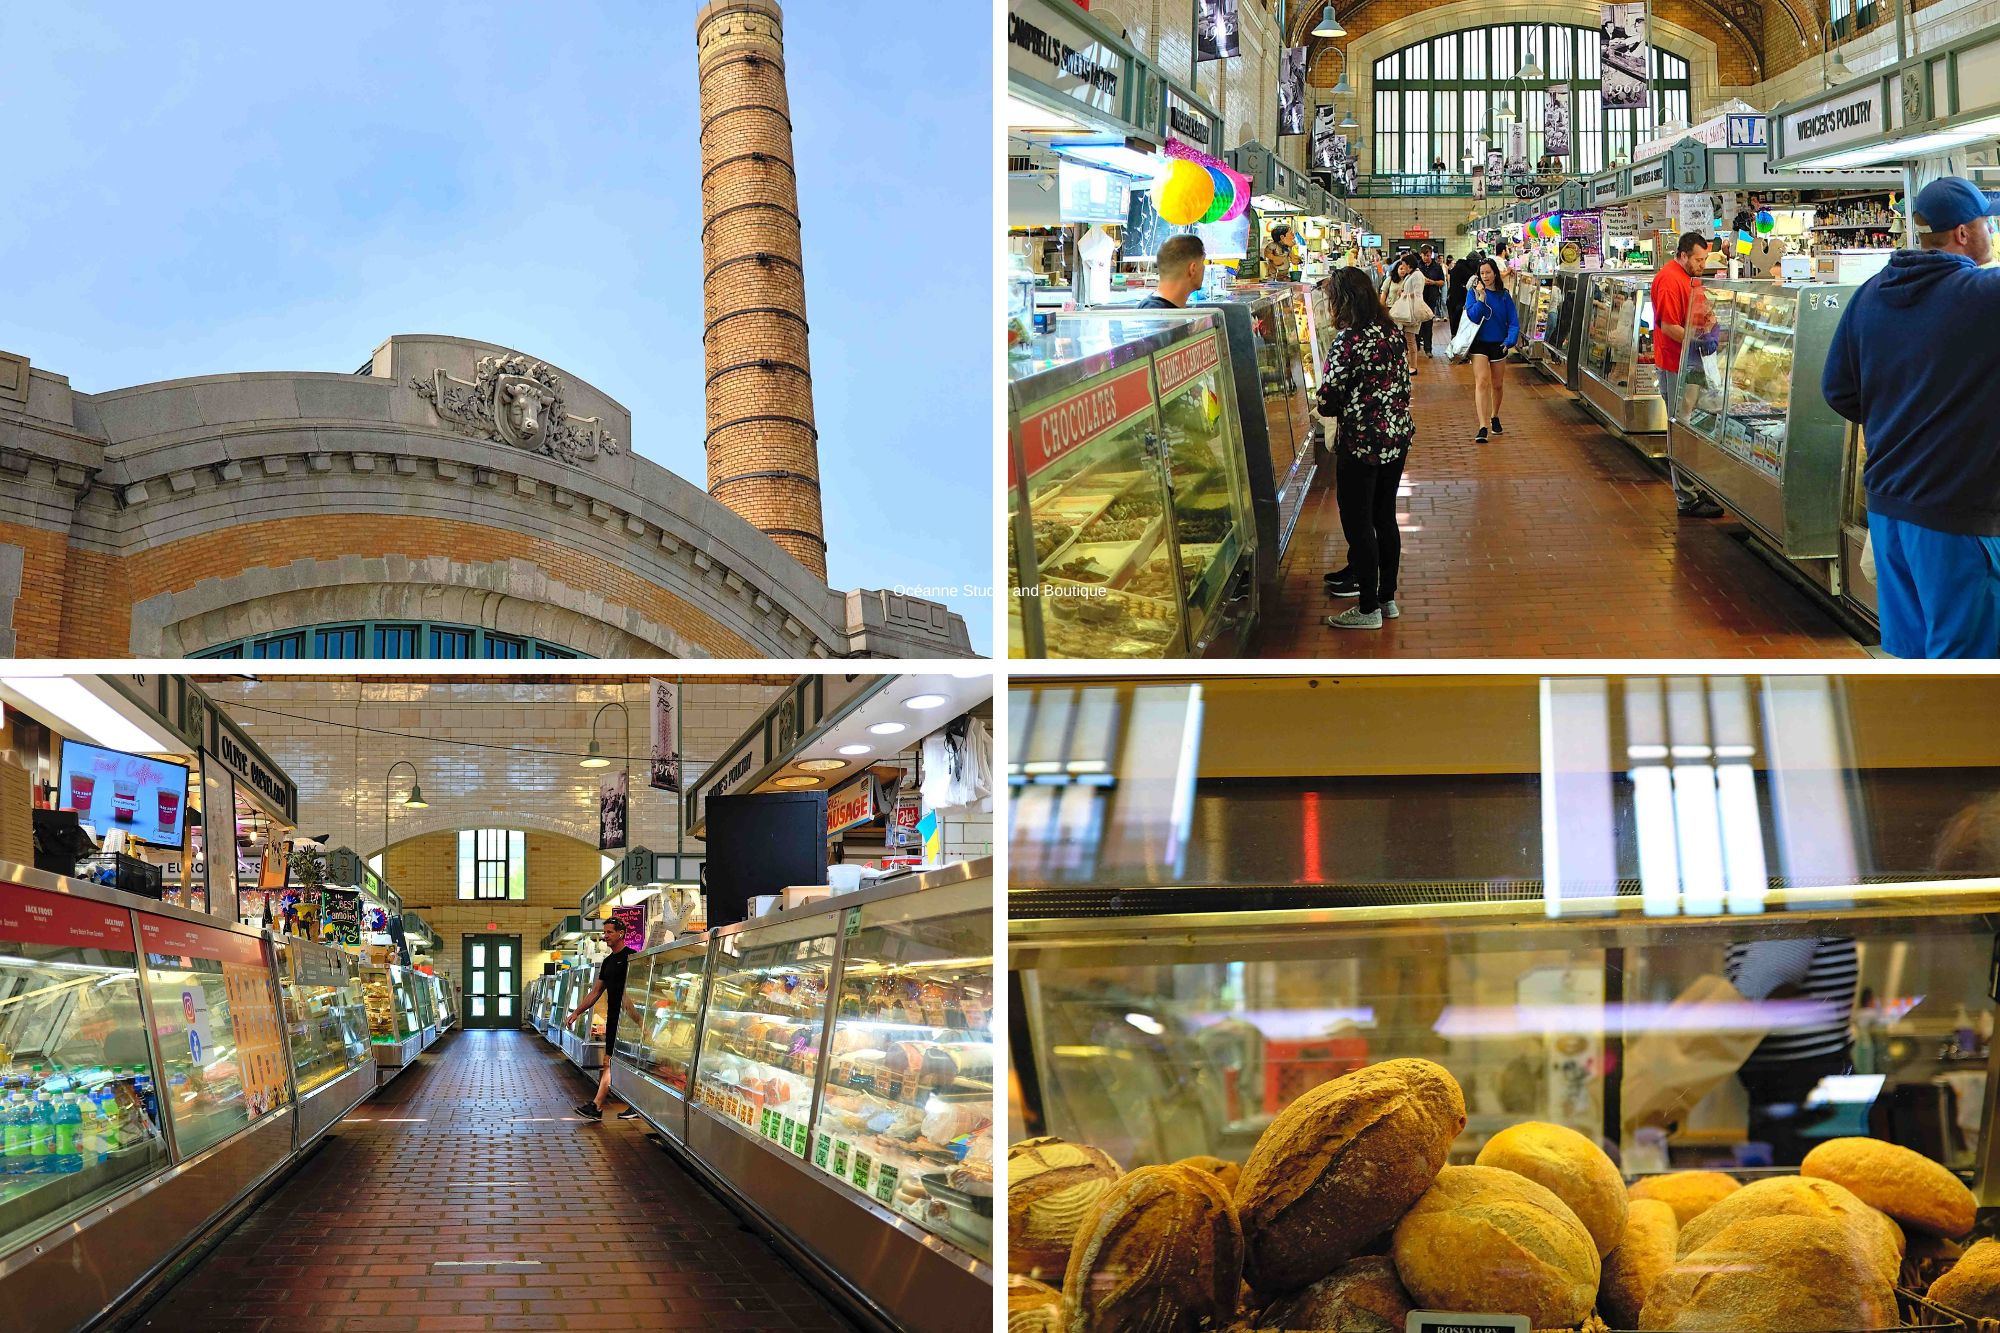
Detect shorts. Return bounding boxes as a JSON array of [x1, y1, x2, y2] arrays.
[[1469, 340, 1508, 361]]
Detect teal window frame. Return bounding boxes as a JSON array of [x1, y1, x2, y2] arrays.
[[191, 620, 594, 660], [1371, 22, 1691, 177]]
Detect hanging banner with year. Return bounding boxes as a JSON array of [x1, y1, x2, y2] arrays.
[[1544, 83, 1574, 158], [1195, 0, 1241, 63], [1277, 46, 1308, 136], [1601, 3, 1649, 110], [648, 678, 681, 793]]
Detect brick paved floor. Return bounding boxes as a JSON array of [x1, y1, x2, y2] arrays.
[[136, 1029, 853, 1333], [1253, 341, 1871, 658]]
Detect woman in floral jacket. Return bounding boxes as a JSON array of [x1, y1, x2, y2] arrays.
[[1318, 265, 1416, 630]]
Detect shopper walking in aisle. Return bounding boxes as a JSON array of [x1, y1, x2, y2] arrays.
[[1388, 253, 1431, 374], [1317, 266, 1415, 630], [1652, 231, 1727, 517], [1463, 258, 1518, 443], [1446, 248, 1480, 342], [1138, 234, 1207, 309], [1415, 243, 1447, 358], [1823, 176, 2000, 657], [564, 915, 643, 1121]]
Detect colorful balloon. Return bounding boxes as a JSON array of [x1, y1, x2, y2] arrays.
[[1156, 159, 1216, 226], [1199, 166, 1234, 224], [1755, 209, 1775, 234], [1219, 166, 1253, 221]]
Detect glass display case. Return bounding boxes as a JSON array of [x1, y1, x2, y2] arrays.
[[1842, 426, 1877, 630], [561, 964, 607, 1058], [1009, 676, 2000, 1318], [622, 943, 709, 1100], [361, 963, 421, 1068], [1513, 274, 1551, 363], [1536, 269, 1589, 388], [813, 876, 994, 1262], [272, 937, 367, 1099], [1006, 312, 1257, 658], [1577, 272, 1667, 445], [1668, 281, 1857, 588], [693, 914, 836, 1156], [412, 967, 438, 1039], [0, 883, 170, 1260], [136, 914, 291, 1159]]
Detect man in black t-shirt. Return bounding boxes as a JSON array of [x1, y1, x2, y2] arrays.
[[1416, 244, 1447, 354], [565, 916, 642, 1121]]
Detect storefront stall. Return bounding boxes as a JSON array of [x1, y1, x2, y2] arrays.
[[609, 859, 994, 1333], [0, 863, 374, 1333], [1007, 673, 2000, 1321]]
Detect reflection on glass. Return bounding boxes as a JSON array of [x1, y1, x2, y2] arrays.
[[142, 946, 291, 1159], [693, 922, 835, 1156], [361, 965, 420, 1043], [816, 884, 993, 1260], [275, 940, 367, 1098], [627, 946, 709, 1095]]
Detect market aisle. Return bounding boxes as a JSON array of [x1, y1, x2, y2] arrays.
[[135, 1030, 852, 1333], [1255, 336, 1872, 658]]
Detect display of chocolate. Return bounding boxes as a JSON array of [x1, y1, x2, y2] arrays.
[[1125, 553, 1207, 602], [1102, 493, 1162, 523], [1031, 518, 1073, 561], [1041, 613, 1177, 658], [1080, 515, 1149, 543], [1006, 1060, 1975, 1331], [1174, 507, 1230, 545], [1048, 556, 1106, 584]]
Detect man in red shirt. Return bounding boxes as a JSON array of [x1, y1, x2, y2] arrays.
[[1652, 231, 1725, 517]]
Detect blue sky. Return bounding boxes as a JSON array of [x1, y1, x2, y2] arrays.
[[0, 2, 994, 653]]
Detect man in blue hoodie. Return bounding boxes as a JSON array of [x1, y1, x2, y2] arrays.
[[1823, 176, 2000, 657]]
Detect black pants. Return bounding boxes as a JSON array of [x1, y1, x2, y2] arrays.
[[1736, 1051, 1851, 1167], [1446, 294, 1465, 342], [1416, 297, 1441, 352], [1336, 453, 1406, 614]]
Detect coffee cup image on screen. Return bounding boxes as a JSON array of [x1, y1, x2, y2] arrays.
[[58, 740, 190, 848]]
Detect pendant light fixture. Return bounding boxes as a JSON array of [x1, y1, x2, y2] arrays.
[[1312, 5, 1347, 38]]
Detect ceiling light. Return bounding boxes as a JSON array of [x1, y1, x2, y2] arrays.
[[1008, 94, 1090, 134], [2, 676, 180, 754], [1339, 110, 1358, 129], [1054, 141, 1166, 180], [837, 744, 871, 756], [773, 775, 821, 789], [1312, 4, 1346, 38], [797, 759, 847, 772], [947, 666, 989, 679], [1518, 56, 1545, 81], [903, 693, 949, 710], [1331, 69, 1352, 96], [578, 740, 610, 769], [403, 782, 429, 810], [867, 722, 907, 736]]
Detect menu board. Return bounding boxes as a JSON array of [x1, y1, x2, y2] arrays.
[[321, 888, 361, 946], [222, 960, 290, 1117], [0, 880, 138, 952], [58, 740, 189, 849], [139, 913, 289, 1118]]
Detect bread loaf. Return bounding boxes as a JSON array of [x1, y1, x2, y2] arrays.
[[1930, 1237, 2000, 1316], [1627, 1171, 1740, 1226], [1236, 1058, 1466, 1292], [1260, 1256, 1412, 1333], [1009, 1275, 1063, 1333], [1673, 1175, 1903, 1280], [1390, 1165, 1599, 1326], [1475, 1121, 1628, 1256], [1801, 1136, 1977, 1238], [1597, 1198, 1677, 1328], [1008, 1137, 1123, 1280], [1638, 1215, 1898, 1331], [1060, 1163, 1243, 1333], [1178, 1155, 1242, 1196]]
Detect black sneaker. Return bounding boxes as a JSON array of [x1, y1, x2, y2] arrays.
[[1474, 427, 1489, 443], [1324, 578, 1360, 598], [616, 1107, 643, 1120], [573, 1101, 603, 1121], [1490, 416, 1504, 435], [1678, 497, 1725, 518]]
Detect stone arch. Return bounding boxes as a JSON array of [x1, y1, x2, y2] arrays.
[[374, 814, 601, 859], [135, 557, 719, 659]]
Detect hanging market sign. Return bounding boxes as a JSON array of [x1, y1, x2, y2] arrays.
[[1014, 362, 1156, 483], [1592, 175, 1620, 204], [1784, 83, 1885, 154], [1165, 86, 1217, 151], [1628, 160, 1668, 196], [1007, 0, 1124, 119], [1727, 113, 1769, 148], [1153, 332, 1221, 397], [826, 776, 879, 838]]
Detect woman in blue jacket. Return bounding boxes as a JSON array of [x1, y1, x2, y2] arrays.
[[1464, 257, 1520, 443]]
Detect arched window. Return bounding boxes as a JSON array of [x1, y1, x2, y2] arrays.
[[191, 620, 590, 660], [1372, 22, 1691, 175]]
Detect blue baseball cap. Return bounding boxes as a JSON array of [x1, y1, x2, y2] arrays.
[[1913, 176, 2000, 230]]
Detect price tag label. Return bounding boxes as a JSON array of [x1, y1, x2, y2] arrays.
[[843, 908, 862, 939], [874, 1163, 899, 1204], [832, 1139, 850, 1175], [814, 1133, 831, 1169], [852, 1150, 873, 1192], [782, 1115, 799, 1151], [1407, 1313, 1531, 1333]]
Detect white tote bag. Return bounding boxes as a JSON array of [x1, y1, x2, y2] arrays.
[[1447, 306, 1481, 363]]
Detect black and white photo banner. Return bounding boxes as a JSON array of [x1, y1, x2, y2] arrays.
[[1278, 45, 1308, 135], [1195, 0, 1241, 63], [1600, 3, 1649, 110]]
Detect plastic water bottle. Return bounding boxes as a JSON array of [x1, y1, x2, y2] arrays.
[[54, 1095, 82, 1173], [27, 1094, 53, 1175], [1, 1094, 26, 1176], [130, 1067, 160, 1132]]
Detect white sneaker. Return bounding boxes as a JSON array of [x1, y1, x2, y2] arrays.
[[1324, 607, 1383, 630], [1383, 601, 1400, 619]]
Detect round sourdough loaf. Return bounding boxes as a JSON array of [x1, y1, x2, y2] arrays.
[[1390, 1165, 1599, 1326], [1008, 1275, 1063, 1333], [1930, 1238, 2000, 1316], [1801, 1136, 1977, 1238], [1673, 1175, 1904, 1280], [1475, 1121, 1628, 1256], [1638, 1215, 1898, 1330], [1236, 1058, 1466, 1292], [1008, 1137, 1123, 1280], [1259, 1256, 1412, 1333], [1059, 1163, 1244, 1333], [1627, 1171, 1741, 1226], [1597, 1197, 1678, 1328], [1178, 1154, 1242, 1196]]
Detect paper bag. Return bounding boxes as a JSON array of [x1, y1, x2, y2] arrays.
[[1621, 974, 1768, 1135]]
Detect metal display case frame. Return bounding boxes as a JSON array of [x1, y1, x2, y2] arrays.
[[1841, 426, 1879, 632], [1666, 280, 1858, 593], [1577, 271, 1669, 448], [0, 863, 375, 1333], [1536, 269, 1590, 389], [608, 860, 994, 1333], [558, 967, 604, 1071], [272, 934, 375, 1151], [364, 964, 423, 1074]]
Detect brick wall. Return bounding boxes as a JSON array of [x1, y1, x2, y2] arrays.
[[0, 521, 69, 657]]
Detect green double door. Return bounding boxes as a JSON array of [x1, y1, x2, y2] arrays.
[[461, 933, 522, 1029]]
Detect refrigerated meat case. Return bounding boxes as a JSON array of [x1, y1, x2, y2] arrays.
[[1006, 312, 1259, 658], [1666, 281, 1858, 601], [1535, 268, 1589, 389], [361, 963, 422, 1074], [1577, 271, 1668, 449], [607, 860, 994, 1333], [0, 865, 375, 1333]]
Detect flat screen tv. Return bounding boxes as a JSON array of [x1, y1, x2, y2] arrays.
[[57, 740, 190, 850]]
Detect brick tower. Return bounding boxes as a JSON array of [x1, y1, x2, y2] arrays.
[[695, 0, 827, 580]]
